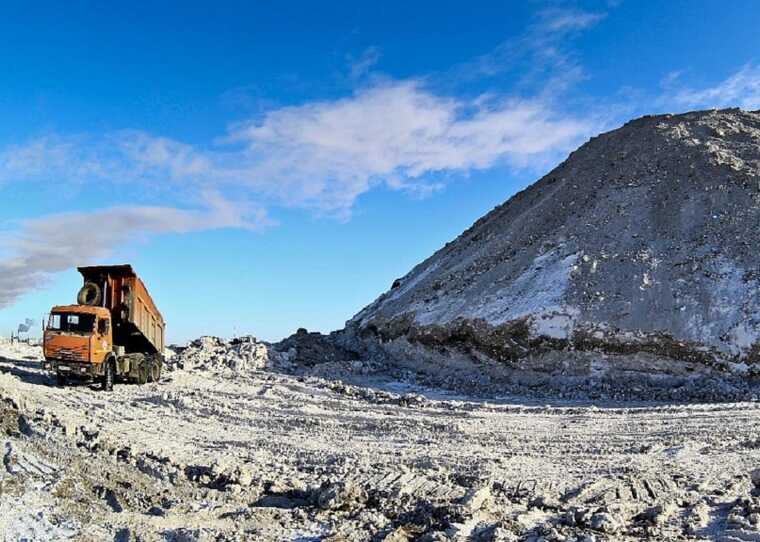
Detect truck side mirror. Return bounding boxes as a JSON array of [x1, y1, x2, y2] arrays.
[[98, 319, 110, 334]]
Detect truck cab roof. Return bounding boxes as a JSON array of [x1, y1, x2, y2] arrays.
[[51, 305, 112, 318]]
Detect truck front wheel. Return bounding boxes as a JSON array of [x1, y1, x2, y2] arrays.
[[102, 359, 115, 392]]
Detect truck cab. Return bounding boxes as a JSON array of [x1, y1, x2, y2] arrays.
[[43, 305, 113, 384], [44, 305, 112, 361]]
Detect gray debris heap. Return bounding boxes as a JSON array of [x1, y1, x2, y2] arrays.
[[341, 109, 760, 396]]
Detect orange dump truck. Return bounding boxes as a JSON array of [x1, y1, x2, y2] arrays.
[[42, 265, 165, 390]]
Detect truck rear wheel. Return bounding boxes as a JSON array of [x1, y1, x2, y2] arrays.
[[137, 362, 149, 385], [56, 372, 67, 387], [102, 359, 115, 392], [149, 361, 161, 383]]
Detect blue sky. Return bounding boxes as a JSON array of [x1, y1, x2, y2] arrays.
[[1, 1, 759, 343]]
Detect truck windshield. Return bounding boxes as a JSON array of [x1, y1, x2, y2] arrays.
[[48, 313, 96, 333]]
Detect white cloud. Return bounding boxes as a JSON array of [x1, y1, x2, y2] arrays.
[[0, 135, 110, 185], [669, 64, 760, 111], [117, 131, 213, 180], [539, 8, 606, 32], [226, 81, 595, 215], [0, 82, 597, 218], [0, 196, 267, 308], [0, 132, 213, 188], [348, 47, 382, 80], [454, 7, 605, 90]]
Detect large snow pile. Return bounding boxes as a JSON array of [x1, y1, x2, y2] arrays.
[[343, 109, 760, 385], [169, 336, 277, 372]]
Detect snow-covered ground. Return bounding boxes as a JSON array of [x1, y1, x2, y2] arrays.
[[3, 339, 760, 541]]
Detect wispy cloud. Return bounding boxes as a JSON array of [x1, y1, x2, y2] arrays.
[[666, 64, 760, 111], [0, 135, 111, 186], [347, 46, 381, 81], [0, 195, 267, 308], [0, 132, 213, 188], [0, 81, 598, 218], [539, 8, 606, 32], [451, 6, 605, 95], [225, 81, 596, 216]]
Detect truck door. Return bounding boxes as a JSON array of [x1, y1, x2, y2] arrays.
[[92, 317, 112, 363]]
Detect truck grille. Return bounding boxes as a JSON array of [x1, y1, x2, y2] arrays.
[[48, 344, 89, 362]]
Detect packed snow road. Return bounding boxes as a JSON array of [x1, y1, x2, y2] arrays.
[[2, 339, 760, 541]]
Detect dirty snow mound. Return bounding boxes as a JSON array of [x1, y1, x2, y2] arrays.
[[169, 336, 278, 373]]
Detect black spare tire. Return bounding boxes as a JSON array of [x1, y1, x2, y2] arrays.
[[77, 282, 103, 306]]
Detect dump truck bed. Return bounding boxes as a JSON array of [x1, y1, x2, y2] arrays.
[[78, 265, 165, 354]]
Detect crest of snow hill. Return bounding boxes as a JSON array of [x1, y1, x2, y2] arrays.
[[341, 109, 760, 388]]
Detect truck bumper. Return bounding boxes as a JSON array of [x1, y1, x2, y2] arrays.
[[42, 359, 97, 377]]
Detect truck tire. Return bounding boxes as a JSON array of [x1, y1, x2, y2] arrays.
[[56, 372, 67, 387], [77, 282, 103, 306], [102, 359, 115, 392], [137, 361, 149, 385], [149, 360, 161, 383]]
